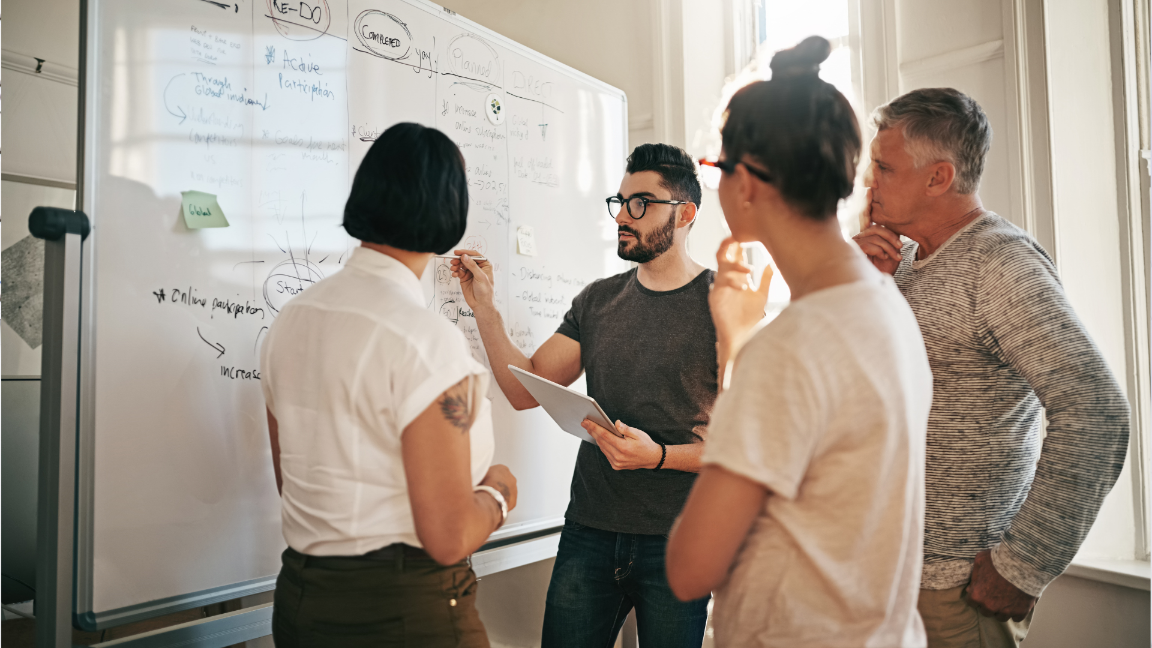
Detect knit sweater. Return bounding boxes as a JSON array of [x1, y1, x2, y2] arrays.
[[892, 212, 1130, 596]]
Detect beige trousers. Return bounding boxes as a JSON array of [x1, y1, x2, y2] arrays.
[[917, 586, 1032, 648]]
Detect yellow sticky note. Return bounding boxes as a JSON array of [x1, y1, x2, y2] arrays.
[[181, 190, 229, 229], [516, 226, 537, 256]]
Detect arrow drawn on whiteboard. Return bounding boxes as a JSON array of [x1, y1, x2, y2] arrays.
[[164, 74, 188, 124], [477, 219, 491, 231], [197, 327, 226, 358]]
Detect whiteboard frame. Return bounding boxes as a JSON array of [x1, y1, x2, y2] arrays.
[[74, 0, 628, 630], [65, 531, 565, 648]]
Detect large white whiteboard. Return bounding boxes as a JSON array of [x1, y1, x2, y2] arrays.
[[78, 0, 627, 625]]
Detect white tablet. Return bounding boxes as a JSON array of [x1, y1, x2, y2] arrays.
[[507, 365, 622, 444]]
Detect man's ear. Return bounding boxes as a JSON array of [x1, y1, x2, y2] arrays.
[[676, 201, 698, 229], [926, 161, 956, 197]]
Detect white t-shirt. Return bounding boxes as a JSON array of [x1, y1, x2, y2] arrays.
[[704, 274, 931, 648], [260, 247, 494, 556]]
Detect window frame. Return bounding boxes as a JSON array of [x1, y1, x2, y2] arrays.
[[1112, 0, 1152, 562]]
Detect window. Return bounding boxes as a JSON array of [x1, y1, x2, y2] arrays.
[[708, 0, 867, 315]]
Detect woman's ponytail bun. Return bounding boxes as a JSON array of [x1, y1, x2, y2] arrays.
[[722, 35, 860, 220], [769, 36, 831, 79]]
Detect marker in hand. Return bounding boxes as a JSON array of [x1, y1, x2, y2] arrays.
[[448, 250, 494, 308]]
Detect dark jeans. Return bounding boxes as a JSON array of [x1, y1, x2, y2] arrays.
[[542, 520, 710, 648], [272, 546, 489, 648]]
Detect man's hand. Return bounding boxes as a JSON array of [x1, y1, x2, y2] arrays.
[[963, 549, 1037, 622], [851, 189, 903, 275], [582, 419, 663, 470], [450, 249, 496, 312], [710, 237, 772, 352]]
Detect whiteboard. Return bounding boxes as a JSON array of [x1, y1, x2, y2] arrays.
[[77, 0, 627, 626]]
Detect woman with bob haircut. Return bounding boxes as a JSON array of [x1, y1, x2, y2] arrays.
[[261, 122, 515, 648], [665, 37, 932, 647]]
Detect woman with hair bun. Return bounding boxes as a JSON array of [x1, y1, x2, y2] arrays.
[[665, 37, 932, 647]]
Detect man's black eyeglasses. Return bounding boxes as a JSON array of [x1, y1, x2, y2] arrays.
[[606, 195, 690, 219], [698, 158, 774, 184]]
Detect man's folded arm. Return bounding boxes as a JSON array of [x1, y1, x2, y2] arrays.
[[979, 242, 1130, 596]]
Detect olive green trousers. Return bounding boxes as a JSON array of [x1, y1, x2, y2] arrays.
[[272, 546, 490, 648]]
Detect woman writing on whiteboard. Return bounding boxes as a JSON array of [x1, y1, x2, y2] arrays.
[[665, 37, 932, 646], [260, 122, 515, 648]]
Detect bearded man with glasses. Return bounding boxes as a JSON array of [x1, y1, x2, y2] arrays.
[[451, 143, 721, 648]]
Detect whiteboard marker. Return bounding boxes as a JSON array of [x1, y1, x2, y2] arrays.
[[435, 254, 486, 261]]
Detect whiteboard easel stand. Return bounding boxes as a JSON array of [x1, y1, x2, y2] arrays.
[[30, 205, 279, 648], [32, 207, 89, 648]]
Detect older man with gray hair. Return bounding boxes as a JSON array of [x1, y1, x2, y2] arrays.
[[853, 87, 1130, 647]]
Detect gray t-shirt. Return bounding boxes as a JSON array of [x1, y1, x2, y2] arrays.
[[556, 267, 717, 535]]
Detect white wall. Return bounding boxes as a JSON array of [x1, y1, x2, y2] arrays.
[[2, 70, 79, 183], [1024, 575, 1150, 647], [1, 0, 82, 184], [2, 0, 81, 68], [892, 0, 1019, 227]]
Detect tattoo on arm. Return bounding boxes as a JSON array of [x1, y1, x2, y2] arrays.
[[438, 377, 477, 432]]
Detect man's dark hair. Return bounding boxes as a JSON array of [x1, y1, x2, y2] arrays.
[[625, 143, 703, 212], [721, 36, 861, 220], [343, 123, 469, 253]]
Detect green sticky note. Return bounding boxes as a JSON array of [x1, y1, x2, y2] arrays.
[[181, 190, 229, 229]]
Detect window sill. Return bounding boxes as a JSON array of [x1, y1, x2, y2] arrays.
[[1064, 558, 1150, 591]]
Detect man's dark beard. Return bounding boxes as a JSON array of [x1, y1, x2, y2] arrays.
[[617, 212, 676, 263]]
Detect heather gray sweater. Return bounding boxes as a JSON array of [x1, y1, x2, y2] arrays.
[[893, 212, 1130, 596]]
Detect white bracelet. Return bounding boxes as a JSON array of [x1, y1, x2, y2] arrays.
[[474, 485, 508, 524]]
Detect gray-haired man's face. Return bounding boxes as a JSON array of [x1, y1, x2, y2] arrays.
[[866, 128, 937, 234]]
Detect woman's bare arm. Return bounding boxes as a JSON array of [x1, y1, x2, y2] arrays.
[[403, 376, 518, 565], [665, 464, 767, 600]]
